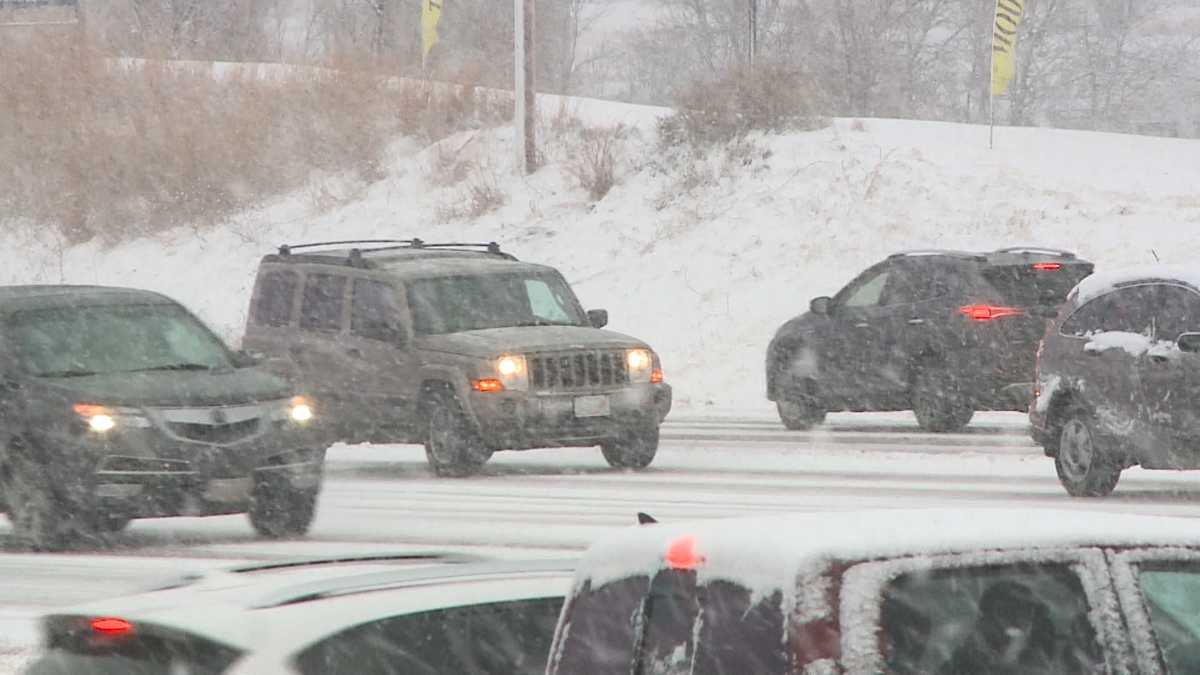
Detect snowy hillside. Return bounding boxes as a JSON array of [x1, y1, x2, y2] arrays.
[[5, 104, 1199, 413]]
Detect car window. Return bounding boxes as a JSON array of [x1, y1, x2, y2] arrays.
[[982, 263, 1094, 307], [887, 261, 960, 305], [407, 273, 587, 335], [1136, 563, 1200, 673], [554, 576, 650, 675], [25, 620, 242, 675], [841, 267, 890, 308], [1061, 285, 1158, 337], [525, 279, 575, 323], [351, 279, 404, 342], [879, 562, 1104, 675], [1153, 285, 1200, 342], [251, 269, 298, 327], [299, 273, 347, 332], [294, 595, 564, 675]]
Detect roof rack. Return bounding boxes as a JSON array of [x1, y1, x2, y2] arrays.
[[992, 246, 1078, 259], [888, 249, 985, 260], [228, 551, 482, 575], [276, 239, 506, 257]]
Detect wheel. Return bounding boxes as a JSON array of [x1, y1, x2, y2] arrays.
[[1055, 412, 1121, 497], [912, 368, 975, 432], [601, 424, 659, 469], [776, 398, 826, 430], [248, 472, 320, 538], [424, 394, 492, 477], [0, 452, 91, 551]]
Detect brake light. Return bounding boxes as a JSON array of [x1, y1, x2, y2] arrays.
[[665, 535, 705, 570], [471, 378, 504, 393], [959, 305, 1024, 321], [91, 617, 133, 635], [1032, 262, 1062, 271], [650, 368, 664, 384]]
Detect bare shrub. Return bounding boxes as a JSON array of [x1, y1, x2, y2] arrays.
[[437, 168, 506, 220], [0, 35, 507, 245], [659, 64, 828, 148], [568, 125, 626, 201]]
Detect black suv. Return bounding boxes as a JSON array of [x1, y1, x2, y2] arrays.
[[0, 286, 323, 549], [1031, 267, 1200, 497], [766, 247, 1093, 432], [241, 239, 671, 476]]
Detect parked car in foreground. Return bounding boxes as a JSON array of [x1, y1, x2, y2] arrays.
[[0, 285, 323, 550], [1032, 265, 1200, 497], [547, 507, 1200, 674], [767, 247, 1093, 432], [242, 239, 672, 476], [25, 552, 573, 675]]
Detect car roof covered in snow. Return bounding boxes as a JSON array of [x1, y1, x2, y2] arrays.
[[573, 507, 1200, 595], [46, 554, 574, 654], [1070, 264, 1200, 306], [0, 284, 174, 312]]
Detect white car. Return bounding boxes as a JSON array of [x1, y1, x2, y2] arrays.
[[25, 552, 572, 675]]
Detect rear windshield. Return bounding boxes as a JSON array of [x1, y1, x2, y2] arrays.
[[981, 263, 1094, 307], [26, 618, 243, 675], [552, 572, 787, 675]]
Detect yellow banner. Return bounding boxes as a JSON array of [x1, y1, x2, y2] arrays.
[[991, 0, 1025, 96], [422, 0, 443, 58]]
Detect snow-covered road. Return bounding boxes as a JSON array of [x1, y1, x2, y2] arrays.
[[6, 411, 1200, 671]]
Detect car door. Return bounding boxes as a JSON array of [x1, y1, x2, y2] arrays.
[[1137, 284, 1200, 468], [1057, 285, 1157, 453], [842, 549, 1125, 675], [341, 276, 415, 441], [821, 262, 900, 405]]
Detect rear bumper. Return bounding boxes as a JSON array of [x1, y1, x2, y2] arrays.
[[469, 383, 672, 449]]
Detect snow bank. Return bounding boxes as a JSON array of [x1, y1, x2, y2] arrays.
[[4, 109, 1200, 412]]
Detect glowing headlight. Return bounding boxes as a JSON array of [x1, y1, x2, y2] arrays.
[[627, 349, 654, 383], [73, 404, 150, 433], [495, 355, 528, 392], [288, 396, 314, 423]]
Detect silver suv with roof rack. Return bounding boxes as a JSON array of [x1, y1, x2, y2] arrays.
[[241, 239, 672, 475]]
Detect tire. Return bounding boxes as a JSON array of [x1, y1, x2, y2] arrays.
[[776, 398, 826, 431], [912, 368, 975, 433], [424, 394, 492, 477], [1055, 411, 1121, 498], [248, 471, 320, 538], [601, 424, 659, 469], [0, 452, 91, 551]]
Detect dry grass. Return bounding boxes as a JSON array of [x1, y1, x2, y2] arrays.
[[0, 35, 507, 244], [567, 125, 626, 202], [436, 167, 506, 221]]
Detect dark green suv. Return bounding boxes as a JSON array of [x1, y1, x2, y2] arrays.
[[0, 286, 324, 549]]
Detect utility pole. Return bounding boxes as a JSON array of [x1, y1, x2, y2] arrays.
[[748, 0, 758, 68], [514, 0, 536, 175]]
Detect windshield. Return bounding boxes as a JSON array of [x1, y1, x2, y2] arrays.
[[407, 273, 588, 335], [9, 304, 235, 377]]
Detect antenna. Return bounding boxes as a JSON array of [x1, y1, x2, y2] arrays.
[[1150, 249, 1161, 262]]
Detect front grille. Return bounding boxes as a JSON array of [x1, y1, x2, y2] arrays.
[[168, 418, 260, 444], [528, 350, 628, 391]]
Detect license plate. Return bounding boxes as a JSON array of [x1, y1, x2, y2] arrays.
[[574, 395, 611, 418]]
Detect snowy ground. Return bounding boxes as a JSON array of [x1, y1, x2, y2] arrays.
[[7, 413, 1200, 671]]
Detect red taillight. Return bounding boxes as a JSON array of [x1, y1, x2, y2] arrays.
[[471, 378, 504, 393], [1032, 262, 1062, 271], [91, 617, 132, 635], [665, 535, 705, 570], [959, 305, 1024, 321]]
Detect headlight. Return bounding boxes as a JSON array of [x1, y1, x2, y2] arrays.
[[273, 396, 314, 424], [627, 349, 656, 383], [495, 355, 528, 392], [73, 404, 151, 433]]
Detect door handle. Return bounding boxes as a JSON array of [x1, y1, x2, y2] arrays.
[[907, 318, 925, 325]]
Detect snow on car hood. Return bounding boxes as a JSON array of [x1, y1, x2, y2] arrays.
[[574, 508, 1200, 602], [415, 325, 649, 358]]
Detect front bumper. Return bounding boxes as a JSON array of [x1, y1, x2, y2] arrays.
[[467, 382, 672, 449], [39, 421, 323, 519]]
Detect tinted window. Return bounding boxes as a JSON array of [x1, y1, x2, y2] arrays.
[[1154, 285, 1200, 342], [295, 596, 564, 675], [252, 270, 298, 327], [983, 263, 1094, 307], [1138, 563, 1200, 673], [351, 279, 403, 342], [880, 563, 1103, 675], [887, 261, 961, 305], [27, 619, 242, 675], [300, 274, 347, 331], [1061, 286, 1158, 337], [555, 576, 649, 675]]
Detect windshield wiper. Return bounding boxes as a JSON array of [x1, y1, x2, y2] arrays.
[[125, 363, 216, 373], [507, 320, 582, 328], [37, 369, 100, 378]]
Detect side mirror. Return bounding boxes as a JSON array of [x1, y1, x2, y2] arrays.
[[810, 297, 832, 316], [587, 309, 609, 329], [1178, 332, 1200, 354]]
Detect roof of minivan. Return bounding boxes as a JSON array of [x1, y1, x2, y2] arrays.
[[51, 556, 574, 652], [0, 285, 172, 312], [574, 507, 1200, 596], [1071, 264, 1200, 306], [262, 248, 557, 280]]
